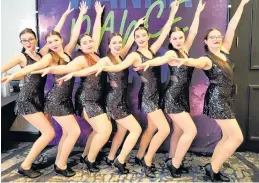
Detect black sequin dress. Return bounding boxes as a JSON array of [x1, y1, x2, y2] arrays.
[[135, 51, 159, 113], [164, 53, 194, 114], [44, 53, 75, 116], [14, 53, 47, 115], [203, 52, 235, 119], [106, 68, 130, 120], [75, 62, 104, 118]]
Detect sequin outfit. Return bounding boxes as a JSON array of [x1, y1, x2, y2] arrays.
[[14, 53, 47, 115], [203, 52, 235, 119], [44, 53, 75, 116], [164, 53, 194, 114], [75, 62, 104, 118], [106, 68, 130, 120], [135, 51, 159, 113]]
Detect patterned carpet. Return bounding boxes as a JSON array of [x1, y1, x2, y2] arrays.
[[1, 142, 259, 182]]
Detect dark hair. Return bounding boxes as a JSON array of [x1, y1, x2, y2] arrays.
[[168, 26, 185, 58], [19, 28, 37, 53], [77, 33, 97, 67], [204, 28, 233, 79], [45, 30, 64, 65], [107, 33, 122, 65], [134, 24, 149, 37]]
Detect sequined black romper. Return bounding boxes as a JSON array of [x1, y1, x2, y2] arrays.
[[75, 58, 104, 118], [44, 53, 75, 116], [164, 52, 194, 114], [203, 51, 235, 119], [106, 67, 130, 120], [14, 53, 47, 115], [135, 51, 159, 113]]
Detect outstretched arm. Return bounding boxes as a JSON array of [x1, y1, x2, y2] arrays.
[[1, 54, 25, 73], [64, 1, 88, 56], [150, 0, 180, 54], [134, 50, 177, 72], [71, 57, 109, 77], [92, 1, 104, 53], [31, 56, 86, 76], [184, 0, 206, 52], [39, 2, 74, 55], [103, 52, 138, 72], [169, 56, 212, 70], [120, 17, 146, 59], [1, 54, 52, 83], [222, 0, 250, 52]]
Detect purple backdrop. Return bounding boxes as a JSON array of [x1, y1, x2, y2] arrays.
[[38, 0, 228, 153]]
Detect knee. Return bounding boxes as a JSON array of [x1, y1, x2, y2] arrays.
[[130, 124, 142, 136], [231, 133, 244, 145], [184, 125, 197, 138], [43, 128, 55, 140], [69, 126, 81, 139], [99, 123, 112, 138], [158, 124, 170, 137]]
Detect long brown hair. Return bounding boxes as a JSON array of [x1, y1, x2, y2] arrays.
[[107, 33, 122, 65], [204, 28, 233, 79], [45, 30, 64, 65], [19, 28, 37, 53], [168, 26, 185, 58], [77, 33, 97, 66]]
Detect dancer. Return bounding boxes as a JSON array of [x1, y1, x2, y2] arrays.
[[134, 0, 205, 177], [2, 2, 89, 177], [57, 17, 145, 174], [1, 3, 74, 178], [168, 0, 249, 181]]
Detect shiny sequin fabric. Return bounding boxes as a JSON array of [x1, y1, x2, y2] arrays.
[[164, 64, 194, 114], [75, 74, 104, 118], [106, 69, 130, 120], [14, 53, 47, 115], [135, 51, 159, 113], [44, 53, 75, 116], [203, 52, 235, 119]]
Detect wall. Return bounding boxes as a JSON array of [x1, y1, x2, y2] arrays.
[[1, 0, 37, 73]]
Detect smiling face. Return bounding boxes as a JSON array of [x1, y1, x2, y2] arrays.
[[46, 35, 63, 53], [134, 28, 149, 48], [109, 35, 123, 55], [20, 32, 37, 52], [169, 31, 185, 50], [78, 35, 95, 54], [204, 29, 223, 50]]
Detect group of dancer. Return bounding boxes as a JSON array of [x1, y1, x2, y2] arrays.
[[1, 0, 250, 181]]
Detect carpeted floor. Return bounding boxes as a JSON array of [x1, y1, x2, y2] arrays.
[[1, 142, 259, 182]]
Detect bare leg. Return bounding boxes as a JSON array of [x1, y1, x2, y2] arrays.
[[21, 112, 55, 169], [116, 115, 142, 163], [53, 115, 81, 169], [108, 123, 127, 161]]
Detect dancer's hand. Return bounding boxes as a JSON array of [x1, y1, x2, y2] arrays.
[[64, 2, 74, 16], [95, 66, 104, 76], [56, 73, 74, 86], [95, 1, 105, 16], [31, 68, 51, 77], [134, 63, 150, 72], [241, 0, 250, 6], [79, 1, 88, 15], [1, 75, 14, 83], [168, 57, 186, 68], [196, 0, 206, 14], [136, 16, 146, 27], [170, 0, 180, 14]]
